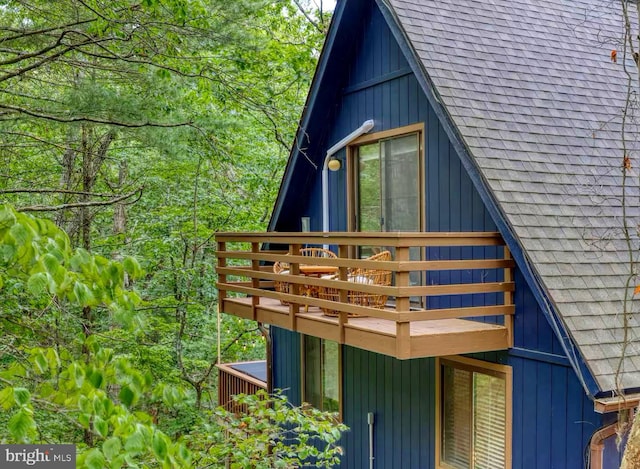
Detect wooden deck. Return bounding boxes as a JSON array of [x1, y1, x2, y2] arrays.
[[222, 296, 509, 359], [216, 231, 514, 359]]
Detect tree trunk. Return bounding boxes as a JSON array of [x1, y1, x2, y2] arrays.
[[622, 411, 640, 468], [113, 159, 128, 235]]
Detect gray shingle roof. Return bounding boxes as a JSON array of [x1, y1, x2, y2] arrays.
[[387, 0, 640, 391]]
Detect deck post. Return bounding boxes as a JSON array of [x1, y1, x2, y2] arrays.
[[338, 244, 349, 344], [395, 246, 411, 358], [504, 246, 514, 347], [288, 243, 301, 330], [251, 242, 260, 321], [217, 240, 227, 312]]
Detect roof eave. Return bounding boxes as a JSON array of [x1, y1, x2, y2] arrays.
[[268, 2, 349, 232]]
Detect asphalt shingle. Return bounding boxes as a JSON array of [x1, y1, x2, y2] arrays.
[[389, 0, 640, 390]]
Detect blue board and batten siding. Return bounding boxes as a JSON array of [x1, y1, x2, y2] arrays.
[[271, 1, 607, 468]]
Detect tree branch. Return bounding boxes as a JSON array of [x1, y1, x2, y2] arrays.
[[0, 103, 193, 128], [17, 187, 143, 212], [0, 188, 125, 197]]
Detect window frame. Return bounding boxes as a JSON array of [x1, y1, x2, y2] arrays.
[[435, 355, 513, 469], [300, 335, 343, 420], [346, 122, 425, 234]]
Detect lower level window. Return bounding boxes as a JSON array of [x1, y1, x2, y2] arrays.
[[302, 336, 340, 413], [439, 357, 511, 469]]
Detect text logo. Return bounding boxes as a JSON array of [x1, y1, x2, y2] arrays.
[[0, 445, 75, 468]]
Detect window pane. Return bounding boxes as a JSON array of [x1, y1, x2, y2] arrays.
[[322, 340, 340, 412], [473, 373, 506, 469], [304, 336, 322, 408], [443, 365, 472, 469], [357, 143, 381, 232], [381, 134, 420, 232]]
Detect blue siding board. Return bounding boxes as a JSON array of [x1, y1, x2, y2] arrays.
[[271, 327, 301, 405], [521, 358, 538, 467], [551, 365, 568, 469], [437, 126, 450, 230], [512, 357, 524, 466], [536, 361, 552, 468]]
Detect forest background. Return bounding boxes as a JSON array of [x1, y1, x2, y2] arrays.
[[0, 0, 342, 467]]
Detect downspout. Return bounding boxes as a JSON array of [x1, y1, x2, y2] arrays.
[[322, 120, 375, 236], [589, 423, 618, 469], [368, 412, 375, 469], [258, 323, 272, 392], [589, 409, 634, 469]]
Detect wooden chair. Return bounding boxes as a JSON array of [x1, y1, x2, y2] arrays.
[[273, 247, 337, 305], [317, 250, 392, 317]]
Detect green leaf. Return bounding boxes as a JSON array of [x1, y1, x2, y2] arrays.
[[124, 429, 145, 453], [0, 205, 16, 232], [152, 432, 168, 461], [78, 395, 92, 414], [84, 448, 106, 469], [88, 370, 104, 389], [27, 272, 52, 295], [110, 455, 126, 469], [0, 387, 15, 410], [34, 352, 48, 374], [73, 281, 95, 306], [119, 385, 136, 407], [8, 408, 36, 441], [123, 256, 143, 279], [70, 363, 85, 389], [13, 387, 30, 406], [42, 253, 61, 275], [103, 437, 121, 460], [9, 223, 29, 246], [78, 413, 91, 429], [93, 415, 108, 438]]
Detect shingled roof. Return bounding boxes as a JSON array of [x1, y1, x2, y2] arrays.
[[383, 0, 640, 391]]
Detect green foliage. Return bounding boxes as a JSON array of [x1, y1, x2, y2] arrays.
[[193, 391, 347, 468], [0, 207, 346, 466], [0, 0, 345, 466]]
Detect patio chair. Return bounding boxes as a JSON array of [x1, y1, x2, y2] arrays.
[[273, 247, 337, 305], [317, 250, 392, 317]]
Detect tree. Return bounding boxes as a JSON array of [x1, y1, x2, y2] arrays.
[[0, 0, 329, 434], [0, 205, 346, 467], [606, 1, 640, 466]]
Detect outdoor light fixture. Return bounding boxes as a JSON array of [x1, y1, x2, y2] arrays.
[[322, 120, 375, 241], [327, 158, 342, 171]]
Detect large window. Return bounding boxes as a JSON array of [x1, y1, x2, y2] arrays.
[[302, 336, 340, 414], [349, 124, 424, 301], [437, 357, 512, 469], [350, 124, 423, 236]]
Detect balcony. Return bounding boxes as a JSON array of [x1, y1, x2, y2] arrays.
[[216, 361, 267, 412], [216, 232, 514, 360]]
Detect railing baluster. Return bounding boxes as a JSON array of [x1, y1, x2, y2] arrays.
[[338, 243, 349, 344], [288, 243, 301, 330], [504, 246, 514, 347], [251, 242, 260, 320], [217, 241, 227, 311]]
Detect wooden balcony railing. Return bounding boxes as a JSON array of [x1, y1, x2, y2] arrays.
[[217, 361, 267, 413], [216, 232, 515, 359]]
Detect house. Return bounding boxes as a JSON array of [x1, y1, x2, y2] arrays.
[[215, 0, 640, 467]]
